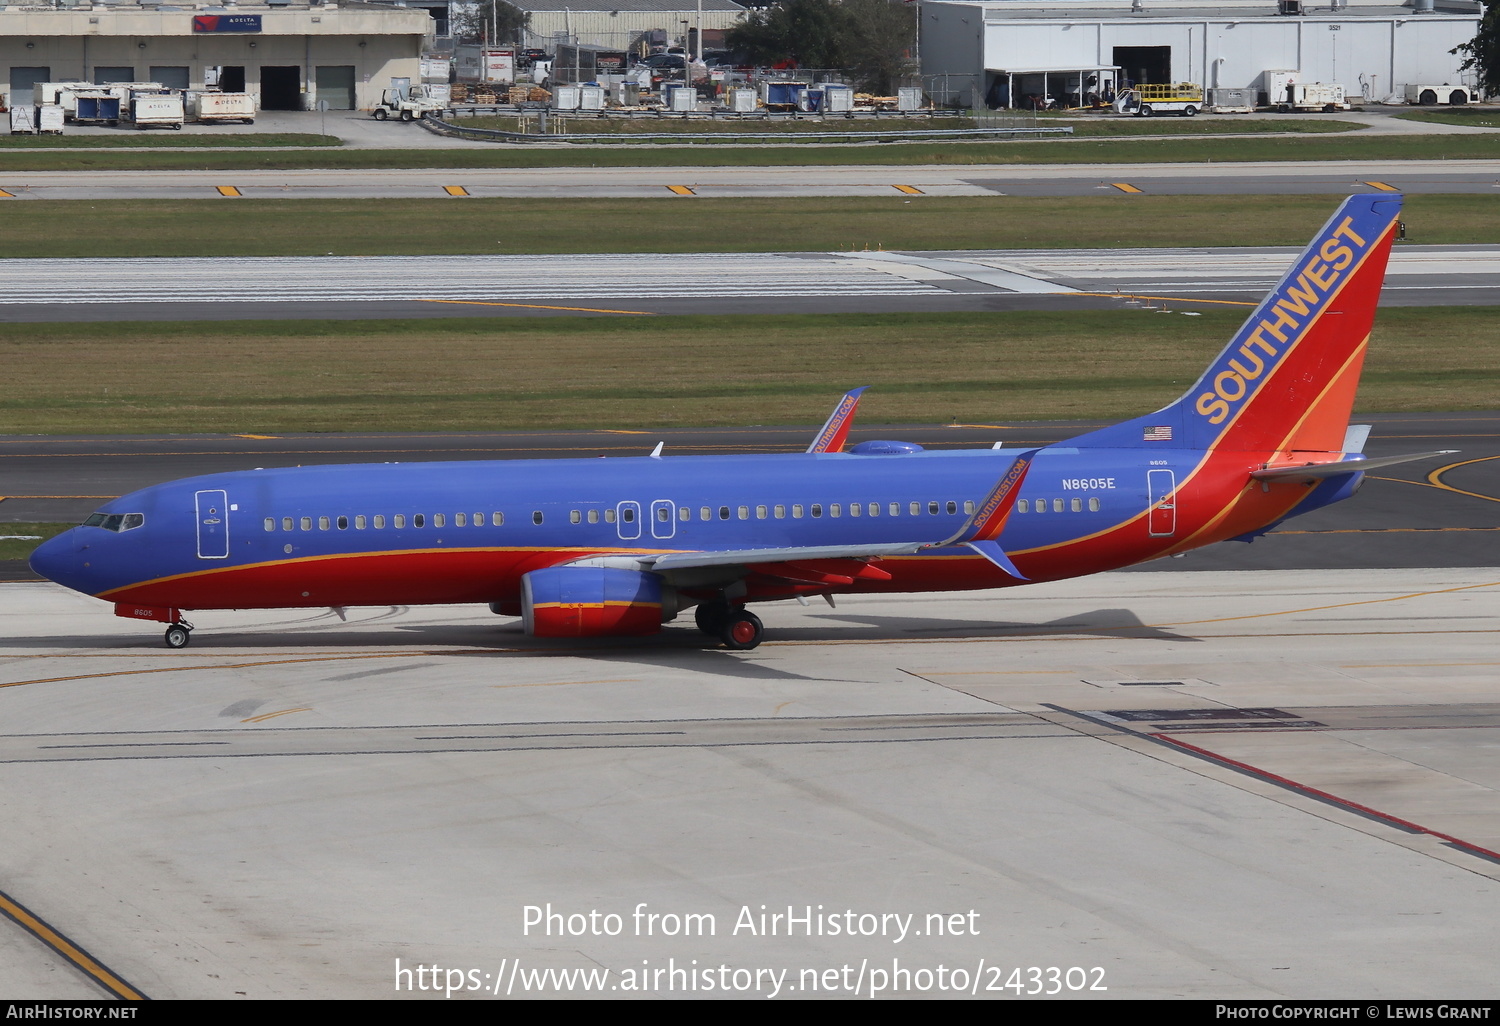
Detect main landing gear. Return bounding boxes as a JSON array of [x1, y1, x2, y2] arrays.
[[163, 620, 194, 649], [694, 600, 764, 650]]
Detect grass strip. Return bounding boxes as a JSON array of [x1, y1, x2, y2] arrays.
[[0, 195, 1489, 257], [0, 307, 1493, 434]]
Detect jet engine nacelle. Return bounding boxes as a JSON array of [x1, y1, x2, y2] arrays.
[[521, 566, 668, 637]]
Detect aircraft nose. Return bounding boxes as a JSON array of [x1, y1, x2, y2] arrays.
[[28, 530, 87, 591]]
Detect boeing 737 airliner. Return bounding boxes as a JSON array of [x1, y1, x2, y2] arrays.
[[30, 194, 1451, 650]]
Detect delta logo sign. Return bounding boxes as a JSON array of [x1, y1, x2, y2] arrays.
[[192, 14, 264, 32]]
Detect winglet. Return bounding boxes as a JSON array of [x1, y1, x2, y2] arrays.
[[807, 387, 868, 454], [933, 448, 1040, 579]]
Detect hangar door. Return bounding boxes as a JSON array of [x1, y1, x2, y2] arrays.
[[9, 67, 50, 99], [1113, 46, 1171, 87], [260, 66, 302, 110], [151, 66, 191, 91], [315, 66, 356, 110]]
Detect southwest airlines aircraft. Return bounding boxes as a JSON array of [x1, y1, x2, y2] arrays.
[[31, 194, 1449, 651]]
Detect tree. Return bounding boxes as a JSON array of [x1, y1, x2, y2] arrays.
[[1452, 1, 1500, 96], [725, 0, 915, 92], [454, 0, 530, 45]]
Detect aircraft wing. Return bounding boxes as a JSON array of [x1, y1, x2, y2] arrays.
[[642, 542, 929, 571], [1250, 450, 1456, 483]]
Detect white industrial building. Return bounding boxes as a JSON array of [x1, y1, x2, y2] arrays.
[[468, 0, 749, 53], [0, 0, 430, 111], [919, 0, 1484, 108]]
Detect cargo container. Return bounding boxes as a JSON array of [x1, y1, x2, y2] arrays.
[[131, 92, 185, 129], [1206, 87, 1256, 113], [9, 105, 36, 133], [188, 91, 257, 124], [73, 93, 122, 125]]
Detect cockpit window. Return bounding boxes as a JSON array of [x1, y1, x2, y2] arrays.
[[81, 512, 145, 532]]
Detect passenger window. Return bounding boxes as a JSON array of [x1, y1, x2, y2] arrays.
[[756, 505, 768, 519], [456, 513, 468, 527], [850, 503, 861, 518], [700, 506, 711, 521], [868, 503, 880, 517], [588, 509, 600, 524], [434, 514, 446, 528], [929, 501, 940, 515], [774, 504, 785, 519], [374, 515, 385, 529], [830, 503, 841, 518], [1089, 497, 1100, 512], [947, 501, 957, 515], [319, 516, 331, 530], [282, 517, 293, 531], [737, 506, 749, 520], [605, 509, 617, 523], [811, 504, 823, 518], [337, 516, 349, 530], [1018, 499, 1029, 513], [888, 502, 899, 516], [656, 506, 670, 522], [355, 515, 367, 529], [533, 511, 544, 525], [964, 500, 976, 514], [910, 501, 920, 515], [301, 517, 312, 531], [719, 506, 730, 520], [679, 507, 690, 521], [1053, 499, 1064, 512], [264, 518, 275, 532], [492, 512, 504, 526], [1071, 498, 1082, 512], [570, 510, 581, 524], [792, 504, 803, 518], [394, 514, 406, 528], [414, 514, 425, 528]]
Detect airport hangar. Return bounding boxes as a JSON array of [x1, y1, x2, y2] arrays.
[[0, 0, 430, 112], [918, 0, 1483, 108]]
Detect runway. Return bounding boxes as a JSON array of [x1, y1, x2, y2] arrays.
[[2, 243, 1498, 322], [7, 566, 1500, 998]]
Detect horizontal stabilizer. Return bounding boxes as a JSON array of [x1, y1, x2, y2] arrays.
[[1250, 450, 1456, 482]]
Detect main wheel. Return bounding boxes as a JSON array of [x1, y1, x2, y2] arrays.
[[720, 609, 763, 650], [164, 624, 191, 649], [1419, 89, 1438, 106], [1450, 90, 1469, 106], [373, 109, 389, 120], [695, 600, 729, 637]]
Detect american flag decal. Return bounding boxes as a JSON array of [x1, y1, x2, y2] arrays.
[[1143, 425, 1173, 441]]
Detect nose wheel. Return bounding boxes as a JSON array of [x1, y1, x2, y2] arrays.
[[163, 622, 193, 649]]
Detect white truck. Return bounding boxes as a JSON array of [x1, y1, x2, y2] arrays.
[[1405, 83, 1476, 106], [370, 87, 450, 121], [188, 91, 257, 124]]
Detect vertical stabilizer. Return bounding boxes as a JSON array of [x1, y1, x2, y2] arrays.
[[1064, 194, 1402, 453]]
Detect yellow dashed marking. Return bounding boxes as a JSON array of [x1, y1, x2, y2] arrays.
[[241, 707, 313, 723], [232, 434, 281, 440], [1110, 182, 1143, 194], [893, 184, 923, 195], [215, 185, 242, 197], [443, 185, 470, 197], [667, 185, 696, 195], [1364, 181, 1400, 192]]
